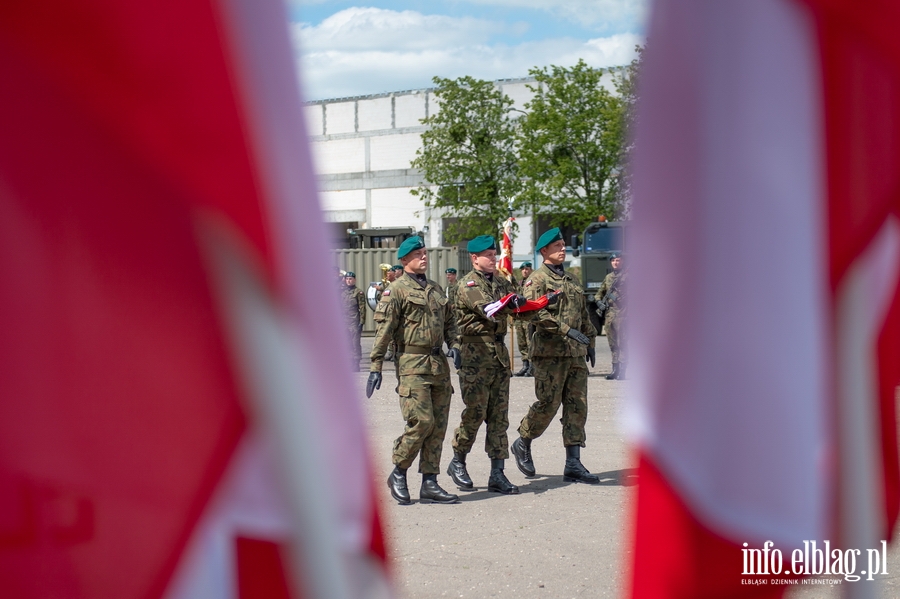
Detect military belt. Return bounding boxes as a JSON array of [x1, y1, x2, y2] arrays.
[[461, 334, 506, 344], [400, 345, 443, 356]]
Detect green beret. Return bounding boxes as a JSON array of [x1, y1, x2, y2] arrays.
[[445, 268, 457, 274], [467, 235, 496, 253], [344, 271, 355, 278], [520, 262, 532, 269], [391, 264, 403, 271], [535, 227, 563, 252], [397, 236, 425, 260]]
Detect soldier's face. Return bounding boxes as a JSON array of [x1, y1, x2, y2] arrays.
[[541, 239, 566, 265], [611, 257, 622, 270], [446, 273, 457, 284], [344, 276, 355, 286], [521, 267, 532, 278], [471, 249, 496, 274], [403, 248, 428, 274]]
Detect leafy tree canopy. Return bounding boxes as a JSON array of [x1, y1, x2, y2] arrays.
[[410, 76, 520, 244], [516, 59, 626, 232]]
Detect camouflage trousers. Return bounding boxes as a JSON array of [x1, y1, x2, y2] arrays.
[[393, 373, 453, 474], [605, 312, 624, 364], [515, 321, 530, 361], [452, 364, 511, 459], [517, 356, 588, 447]]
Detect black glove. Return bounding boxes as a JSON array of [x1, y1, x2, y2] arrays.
[[545, 290, 561, 305], [566, 328, 590, 346], [447, 348, 461, 369], [366, 371, 382, 398], [586, 347, 596, 368], [512, 294, 528, 308]]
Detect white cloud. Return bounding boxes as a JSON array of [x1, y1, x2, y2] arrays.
[[294, 8, 642, 100]]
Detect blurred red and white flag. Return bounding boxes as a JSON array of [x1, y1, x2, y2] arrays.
[[0, 1, 389, 598], [499, 217, 515, 279], [627, 0, 900, 596]]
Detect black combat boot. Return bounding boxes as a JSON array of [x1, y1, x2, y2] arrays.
[[617, 363, 627, 380], [447, 452, 474, 490], [420, 474, 459, 504], [387, 465, 411, 505], [605, 363, 619, 380], [563, 445, 600, 484], [524, 361, 534, 377], [510, 437, 536, 477], [514, 359, 531, 377], [487, 459, 520, 494]]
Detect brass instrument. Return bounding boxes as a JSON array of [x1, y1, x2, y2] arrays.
[[366, 263, 393, 311]]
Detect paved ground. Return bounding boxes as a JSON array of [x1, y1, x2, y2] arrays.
[[357, 334, 900, 599], [360, 333, 635, 599]]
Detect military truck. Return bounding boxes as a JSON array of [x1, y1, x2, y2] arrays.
[[571, 219, 626, 335]]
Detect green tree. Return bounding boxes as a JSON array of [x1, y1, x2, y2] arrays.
[[410, 76, 520, 243], [516, 59, 626, 231]]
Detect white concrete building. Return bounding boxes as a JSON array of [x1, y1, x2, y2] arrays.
[[304, 77, 538, 259]]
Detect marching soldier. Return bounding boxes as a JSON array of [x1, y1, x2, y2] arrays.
[[381, 265, 404, 362], [598, 252, 626, 380], [366, 237, 462, 505], [510, 228, 600, 484], [513, 261, 534, 377], [342, 272, 366, 370], [445, 267, 459, 306], [446, 236, 527, 495]]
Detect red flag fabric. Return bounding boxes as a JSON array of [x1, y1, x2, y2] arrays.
[[628, 0, 900, 596], [0, 1, 389, 598], [499, 217, 515, 279]]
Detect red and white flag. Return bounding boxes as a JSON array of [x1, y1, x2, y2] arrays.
[[0, 1, 389, 598], [628, 0, 900, 596], [499, 217, 515, 279]]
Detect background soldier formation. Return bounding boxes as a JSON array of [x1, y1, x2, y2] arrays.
[[597, 252, 626, 380], [368, 228, 611, 505]]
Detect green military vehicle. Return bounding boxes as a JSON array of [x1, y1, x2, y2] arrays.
[[571, 219, 626, 335]]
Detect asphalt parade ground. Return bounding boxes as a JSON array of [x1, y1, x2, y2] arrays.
[[357, 334, 900, 599]]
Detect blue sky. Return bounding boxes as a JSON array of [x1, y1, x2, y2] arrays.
[[288, 0, 648, 101]]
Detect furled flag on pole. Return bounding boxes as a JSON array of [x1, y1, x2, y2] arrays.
[[498, 217, 515, 279], [0, 1, 390, 598], [627, 0, 900, 597]]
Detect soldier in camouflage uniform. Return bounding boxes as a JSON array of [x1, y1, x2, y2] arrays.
[[445, 267, 459, 306], [513, 261, 534, 377], [510, 228, 601, 484], [366, 237, 462, 505], [446, 236, 527, 495], [342, 272, 366, 370], [597, 252, 626, 380]]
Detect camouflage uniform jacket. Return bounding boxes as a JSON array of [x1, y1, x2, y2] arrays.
[[371, 272, 459, 376], [454, 269, 517, 369], [342, 285, 366, 327], [522, 263, 596, 357], [446, 280, 459, 307], [597, 269, 626, 320]]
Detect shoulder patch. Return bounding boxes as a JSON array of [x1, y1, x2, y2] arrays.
[[466, 280, 476, 287], [524, 280, 533, 287], [383, 289, 390, 296]]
